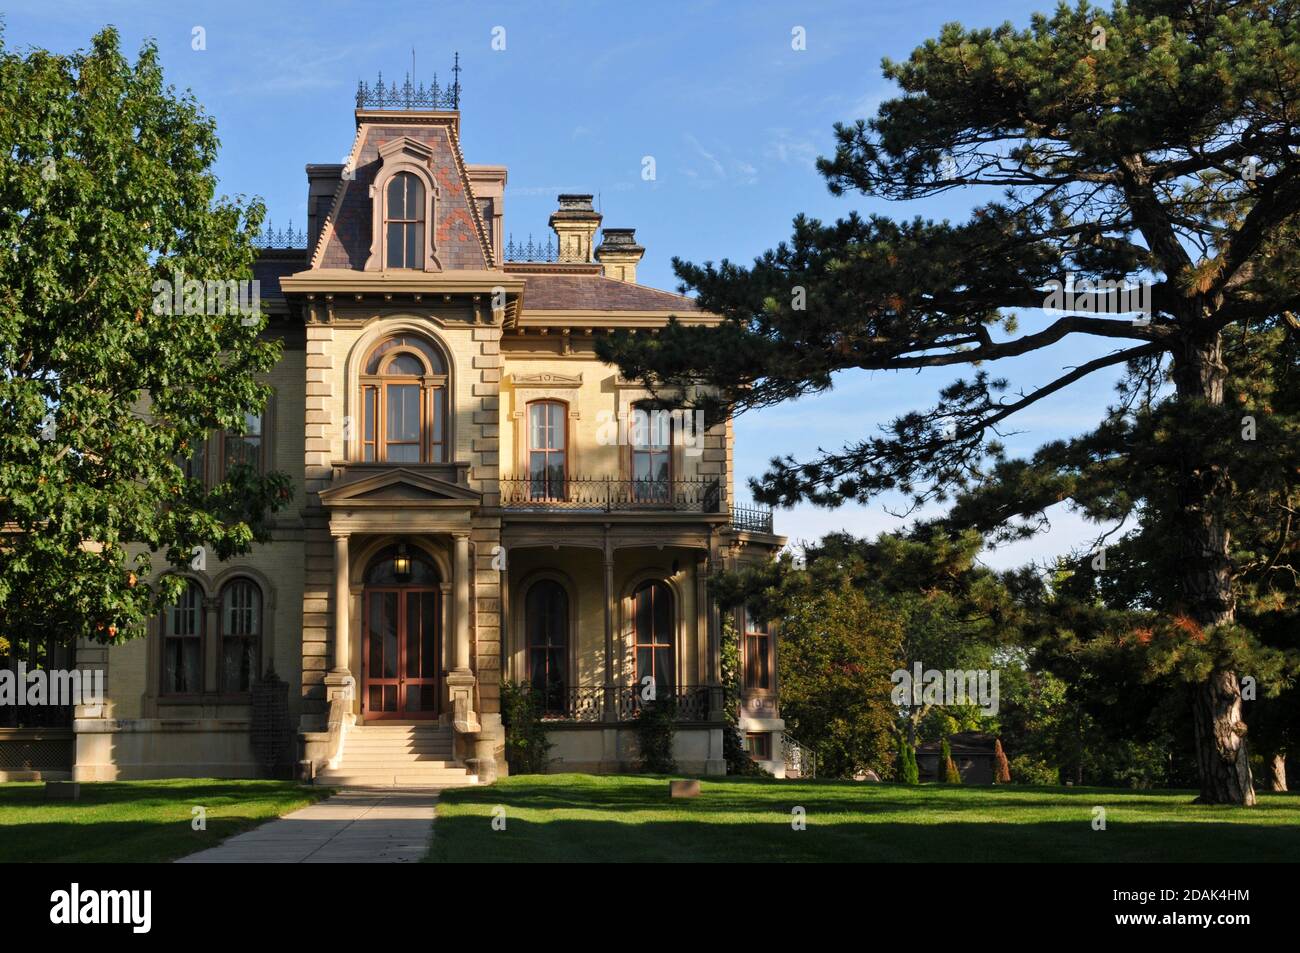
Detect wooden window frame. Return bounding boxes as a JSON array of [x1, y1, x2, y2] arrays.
[[384, 172, 426, 270], [524, 579, 569, 713], [747, 732, 772, 761], [219, 578, 262, 694], [526, 400, 568, 500], [161, 579, 205, 696], [629, 403, 674, 503], [632, 579, 675, 691], [743, 617, 773, 692], [359, 344, 448, 464], [221, 409, 266, 478]]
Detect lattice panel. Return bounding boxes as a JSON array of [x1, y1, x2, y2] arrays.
[[0, 738, 73, 771]]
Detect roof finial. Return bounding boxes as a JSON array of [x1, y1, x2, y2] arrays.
[[451, 51, 461, 109]]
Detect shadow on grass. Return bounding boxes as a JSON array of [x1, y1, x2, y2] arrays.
[[429, 814, 1300, 863], [0, 780, 325, 863], [428, 776, 1300, 863]]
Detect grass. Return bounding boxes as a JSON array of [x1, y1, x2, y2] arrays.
[[0, 779, 330, 862], [429, 773, 1300, 862]]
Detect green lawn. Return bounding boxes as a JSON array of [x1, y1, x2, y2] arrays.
[[429, 773, 1300, 862], [0, 779, 330, 862]]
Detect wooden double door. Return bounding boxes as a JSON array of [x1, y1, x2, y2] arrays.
[[362, 586, 440, 720]]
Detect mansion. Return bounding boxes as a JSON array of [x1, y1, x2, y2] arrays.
[[2, 74, 786, 785]]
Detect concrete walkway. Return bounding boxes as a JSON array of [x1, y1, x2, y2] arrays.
[[177, 789, 439, 864]]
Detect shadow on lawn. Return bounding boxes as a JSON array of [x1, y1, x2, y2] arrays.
[[0, 780, 313, 807], [0, 781, 324, 863], [451, 778, 1296, 816], [0, 816, 282, 863], [431, 814, 1300, 864]]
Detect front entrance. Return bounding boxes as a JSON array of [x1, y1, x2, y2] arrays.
[[362, 545, 441, 720]]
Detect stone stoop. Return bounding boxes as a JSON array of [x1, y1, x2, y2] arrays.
[[315, 724, 479, 787]]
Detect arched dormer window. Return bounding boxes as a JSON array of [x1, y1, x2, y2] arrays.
[[360, 335, 448, 463], [385, 173, 425, 269]]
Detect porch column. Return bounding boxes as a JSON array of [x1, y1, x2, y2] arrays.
[[330, 532, 350, 675], [446, 531, 479, 735], [706, 542, 723, 720], [602, 545, 617, 722], [453, 532, 471, 673]]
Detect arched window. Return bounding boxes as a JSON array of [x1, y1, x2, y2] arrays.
[[527, 401, 567, 500], [360, 335, 448, 463], [162, 579, 204, 694], [385, 172, 425, 269], [220, 579, 262, 693], [384, 171, 426, 265], [632, 580, 674, 693], [630, 403, 672, 503], [525, 580, 568, 713]]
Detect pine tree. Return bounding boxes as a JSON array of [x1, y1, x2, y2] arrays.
[[942, 738, 962, 784], [600, 0, 1300, 805], [897, 732, 920, 784], [994, 738, 1012, 784]]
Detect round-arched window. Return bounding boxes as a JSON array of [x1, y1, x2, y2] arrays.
[[359, 335, 448, 462]]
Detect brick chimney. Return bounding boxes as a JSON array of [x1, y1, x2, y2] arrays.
[[549, 194, 602, 263], [595, 228, 646, 283]]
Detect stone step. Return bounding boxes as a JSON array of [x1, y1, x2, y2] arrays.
[[316, 772, 478, 787], [339, 755, 462, 767], [352, 725, 451, 733], [345, 739, 453, 749]]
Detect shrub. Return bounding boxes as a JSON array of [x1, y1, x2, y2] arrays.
[[896, 733, 919, 784], [501, 681, 553, 774], [1009, 754, 1059, 786], [941, 737, 962, 784], [635, 696, 678, 773], [993, 738, 1012, 784]]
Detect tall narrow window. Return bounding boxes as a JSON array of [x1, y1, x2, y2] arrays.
[[633, 580, 674, 694], [162, 580, 204, 694], [220, 579, 262, 693], [630, 405, 672, 503], [385, 173, 425, 269], [180, 436, 208, 484], [360, 335, 448, 463], [525, 580, 568, 714], [223, 411, 263, 475], [527, 401, 567, 500], [744, 617, 771, 690]]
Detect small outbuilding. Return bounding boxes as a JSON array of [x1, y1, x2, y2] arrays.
[[916, 732, 999, 784]]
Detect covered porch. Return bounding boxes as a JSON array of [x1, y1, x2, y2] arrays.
[[500, 521, 728, 774]]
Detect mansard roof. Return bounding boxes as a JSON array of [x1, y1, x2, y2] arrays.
[[310, 114, 493, 271]]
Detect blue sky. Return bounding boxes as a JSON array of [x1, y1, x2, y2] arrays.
[[4, 0, 1126, 570]]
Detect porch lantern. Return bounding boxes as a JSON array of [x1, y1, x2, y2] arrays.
[[393, 543, 411, 580]]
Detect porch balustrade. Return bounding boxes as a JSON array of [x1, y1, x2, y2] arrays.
[[537, 685, 721, 723]]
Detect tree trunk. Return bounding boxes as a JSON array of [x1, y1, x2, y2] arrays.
[[1172, 330, 1255, 806], [1268, 752, 1288, 792]]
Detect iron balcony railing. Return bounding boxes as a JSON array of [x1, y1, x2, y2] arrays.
[[731, 503, 775, 534], [538, 686, 720, 723], [500, 476, 725, 514]]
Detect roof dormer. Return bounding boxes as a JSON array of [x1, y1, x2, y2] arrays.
[[365, 137, 440, 271]]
